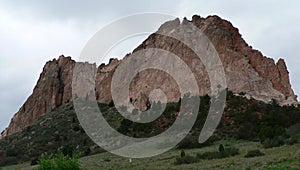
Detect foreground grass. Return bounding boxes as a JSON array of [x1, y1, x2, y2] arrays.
[[1, 140, 300, 170], [0, 162, 32, 170], [79, 141, 300, 170]]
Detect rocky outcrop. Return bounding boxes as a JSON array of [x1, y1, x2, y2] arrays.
[[1, 56, 76, 137], [123, 15, 297, 105], [1, 15, 297, 137]]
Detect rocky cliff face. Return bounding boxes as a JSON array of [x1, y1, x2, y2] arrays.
[[1, 56, 76, 137], [1, 15, 297, 137]]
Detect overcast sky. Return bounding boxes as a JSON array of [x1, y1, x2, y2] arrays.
[[0, 0, 299, 132]]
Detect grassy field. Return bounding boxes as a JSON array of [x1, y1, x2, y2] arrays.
[[78, 140, 300, 170], [1, 141, 300, 170]]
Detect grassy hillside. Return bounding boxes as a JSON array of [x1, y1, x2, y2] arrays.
[[1, 91, 300, 168], [78, 140, 300, 170], [0, 103, 101, 166], [2, 140, 300, 169]]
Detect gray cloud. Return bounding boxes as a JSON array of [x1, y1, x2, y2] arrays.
[[0, 0, 299, 132], [1, 0, 182, 22]]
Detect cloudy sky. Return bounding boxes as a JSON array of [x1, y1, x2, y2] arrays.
[[0, 0, 299, 132]]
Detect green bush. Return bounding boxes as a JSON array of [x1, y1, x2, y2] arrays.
[[218, 144, 225, 153], [0, 156, 18, 166], [180, 150, 185, 158], [108, 100, 115, 107], [103, 158, 111, 162], [164, 102, 180, 114], [236, 122, 258, 140], [72, 125, 81, 131], [61, 145, 75, 157], [244, 149, 265, 158], [6, 148, 17, 157], [224, 147, 239, 156], [36, 151, 81, 170], [262, 137, 285, 148], [197, 151, 220, 160], [285, 136, 298, 145], [98, 103, 110, 112], [177, 136, 197, 149], [31, 158, 39, 165], [259, 126, 286, 142], [197, 146, 239, 160], [174, 155, 198, 165], [177, 135, 218, 149], [84, 148, 91, 156]]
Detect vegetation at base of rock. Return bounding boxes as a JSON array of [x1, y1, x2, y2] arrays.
[[174, 155, 198, 165], [1, 90, 300, 166], [244, 149, 265, 158], [180, 150, 185, 158], [285, 136, 298, 145], [34, 151, 81, 170], [175, 144, 239, 165], [218, 144, 225, 153], [2, 140, 300, 169], [0, 103, 102, 166], [78, 141, 300, 169], [220, 91, 300, 147], [196, 146, 239, 160]]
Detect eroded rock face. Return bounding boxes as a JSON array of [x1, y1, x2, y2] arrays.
[[126, 15, 297, 105], [1, 15, 297, 137], [1, 56, 76, 137]]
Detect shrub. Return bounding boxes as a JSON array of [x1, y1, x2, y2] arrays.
[[218, 144, 225, 153], [61, 145, 75, 157], [164, 102, 180, 114], [285, 136, 298, 145], [0, 156, 18, 166], [6, 148, 17, 157], [224, 147, 239, 156], [31, 158, 39, 165], [236, 122, 258, 140], [103, 158, 111, 162], [174, 155, 198, 165], [197, 146, 239, 160], [197, 151, 220, 160], [98, 103, 110, 112], [180, 150, 185, 158], [244, 149, 265, 158], [108, 100, 114, 107], [259, 126, 286, 142], [177, 135, 218, 149], [177, 136, 196, 149], [262, 137, 285, 148], [36, 151, 81, 170], [72, 125, 81, 131], [84, 148, 91, 156]]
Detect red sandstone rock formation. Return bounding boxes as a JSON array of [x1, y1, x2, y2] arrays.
[[1, 15, 297, 137]]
